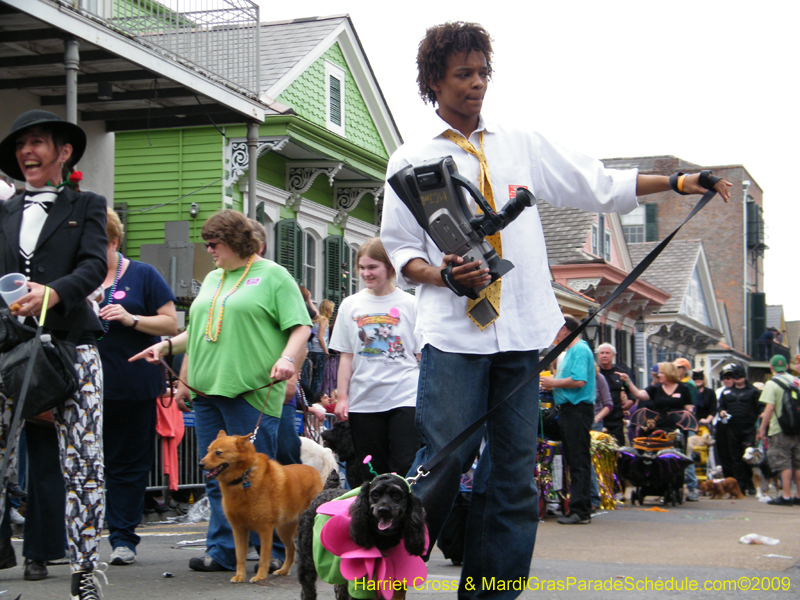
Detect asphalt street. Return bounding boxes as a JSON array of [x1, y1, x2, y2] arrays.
[[1, 494, 798, 599]]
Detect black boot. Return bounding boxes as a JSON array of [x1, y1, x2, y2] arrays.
[[23, 558, 48, 580], [0, 537, 16, 570]]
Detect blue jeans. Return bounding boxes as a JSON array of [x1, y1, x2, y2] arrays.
[[193, 395, 280, 570], [408, 345, 539, 600]]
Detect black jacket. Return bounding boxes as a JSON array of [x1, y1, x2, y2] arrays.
[[718, 384, 761, 430], [0, 187, 107, 340]]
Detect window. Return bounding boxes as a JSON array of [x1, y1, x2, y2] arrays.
[[325, 62, 346, 136], [622, 204, 658, 243], [304, 232, 317, 297], [350, 245, 361, 295], [621, 206, 645, 244], [591, 225, 598, 255], [604, 231, 611, 262]]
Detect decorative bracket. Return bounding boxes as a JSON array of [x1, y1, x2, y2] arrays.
[[333, 182, 384, 225], [286, 161, 343, 209], [566, 278, 602, 295], [224, 136, 289, 193]]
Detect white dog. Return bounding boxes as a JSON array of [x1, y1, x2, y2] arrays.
[[300, 436, 338, 486]]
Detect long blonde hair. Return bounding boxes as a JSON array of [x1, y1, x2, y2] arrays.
[[316, 299, 334, 322]]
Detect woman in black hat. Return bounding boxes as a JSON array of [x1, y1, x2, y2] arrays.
[[0, 110, 107, 599]]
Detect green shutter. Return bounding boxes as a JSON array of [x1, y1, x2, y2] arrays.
[[274, 219, 303, 282], [324, 235, 353, 313], [645, 203, 658, 242], [329, 75, 341, 127], [750, 292, 767, 356]]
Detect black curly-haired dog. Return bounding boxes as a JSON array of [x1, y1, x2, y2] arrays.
[[297, 472, 427, 600], [320, 421, 363, 490]]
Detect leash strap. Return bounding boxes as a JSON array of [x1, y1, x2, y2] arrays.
[[412, 187, 718, 482]]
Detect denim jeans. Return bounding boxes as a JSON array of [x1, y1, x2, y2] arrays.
[[193, 394, 280, 570], [104, 397, 157, 552], [407, 345, 539, 600]]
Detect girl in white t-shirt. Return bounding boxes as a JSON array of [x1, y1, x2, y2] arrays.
[[329, 237, 421, 482]]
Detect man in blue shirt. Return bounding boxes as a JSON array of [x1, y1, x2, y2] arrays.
[[541, 315, 596, 524]]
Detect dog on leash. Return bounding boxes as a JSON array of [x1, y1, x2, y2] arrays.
[[321, 421, 364, 489], [297, 473, 427, 600], [200, 431, 323, 583], [743, 445, 780, 499], [698, 477, 745, 499]]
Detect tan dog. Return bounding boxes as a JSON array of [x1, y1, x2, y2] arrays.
[[698, 477, 744, 499], [200, 431, 323, 583]]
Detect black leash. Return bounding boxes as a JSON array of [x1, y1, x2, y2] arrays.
[[410, 186, 719, 483]]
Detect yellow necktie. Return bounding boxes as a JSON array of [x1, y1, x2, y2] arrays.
[[442, 130, 502, 330]]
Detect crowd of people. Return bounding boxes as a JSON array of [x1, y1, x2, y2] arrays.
[[7, 17, 795, 600]]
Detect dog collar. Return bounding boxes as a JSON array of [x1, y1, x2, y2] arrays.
[[227, 465, 253, 489]]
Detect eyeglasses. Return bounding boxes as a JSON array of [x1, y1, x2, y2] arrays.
[[721, 375, 733, 380], [204, 241, 219, 250]]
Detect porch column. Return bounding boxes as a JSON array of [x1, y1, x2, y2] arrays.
[[247, 122, 259, 219], [64, 39, 80, 124]]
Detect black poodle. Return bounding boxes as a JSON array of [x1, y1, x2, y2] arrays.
[[320, 421, 363, 489], [297, 472, 426, 600]]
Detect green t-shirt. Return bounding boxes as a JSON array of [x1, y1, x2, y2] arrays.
[[186, 259, 311, 418], [759, 373, 795, 437]]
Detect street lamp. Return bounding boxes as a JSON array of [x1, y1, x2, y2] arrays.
[[583, 308, 601, 346]]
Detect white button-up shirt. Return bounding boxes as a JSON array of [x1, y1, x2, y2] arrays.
[[380, 113, 639, 354]]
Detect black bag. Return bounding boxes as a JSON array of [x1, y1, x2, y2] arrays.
[[0, 308, 35, 352], [771, 376, 800, 435], [0, 291, 80, 421], [0, 332, 78, 420]]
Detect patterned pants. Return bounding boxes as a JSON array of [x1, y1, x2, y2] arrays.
[[0, 345, 104, 572]]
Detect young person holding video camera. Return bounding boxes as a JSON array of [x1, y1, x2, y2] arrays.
[[380, 21, 732, 599]]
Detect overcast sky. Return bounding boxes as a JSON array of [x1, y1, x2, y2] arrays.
[[257, 0, 800, 320]]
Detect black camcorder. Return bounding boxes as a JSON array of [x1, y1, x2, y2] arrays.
[[388, 156, 535, 300]]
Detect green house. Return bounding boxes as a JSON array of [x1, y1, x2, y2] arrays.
[[114, 15, 402, 306]]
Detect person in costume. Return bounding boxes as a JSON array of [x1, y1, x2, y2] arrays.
[[379, 21, 732, 599], [131, 209, 311, 573], [0, 110, 107, 599], [97, 208, 177, 565]]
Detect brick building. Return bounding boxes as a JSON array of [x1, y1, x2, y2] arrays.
[[602, 156, 765, 372]]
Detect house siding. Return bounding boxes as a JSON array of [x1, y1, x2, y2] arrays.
[[114, 127, 225, 259], [276, 43, 388, 159]]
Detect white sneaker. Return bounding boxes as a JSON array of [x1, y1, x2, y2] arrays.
[[247, 549, 259, 561], [9, 507, 24, 525], [109, 546, 135, 565]]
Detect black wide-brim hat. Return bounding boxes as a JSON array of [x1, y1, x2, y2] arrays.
[[0, 110, 87, 181]]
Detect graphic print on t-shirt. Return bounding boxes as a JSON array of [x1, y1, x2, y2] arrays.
[[354, 307, 406, 362]]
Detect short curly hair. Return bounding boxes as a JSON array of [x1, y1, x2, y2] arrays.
[[416, 21, 493, 106], [201, 209, 260, 259]]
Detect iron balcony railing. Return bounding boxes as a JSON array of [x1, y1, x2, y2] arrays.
[[62, 0, 260, 97]]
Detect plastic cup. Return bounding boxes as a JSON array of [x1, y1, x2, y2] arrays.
[[0, 273, 28, 308]]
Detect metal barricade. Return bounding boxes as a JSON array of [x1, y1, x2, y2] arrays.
[[147, 412, 338, 495]]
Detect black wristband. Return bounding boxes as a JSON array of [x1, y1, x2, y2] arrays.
[[166, 338, 173, 357], [698, 169, 721, 191], [441, 264, 479, 300], [669, 172, 689, 195]]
